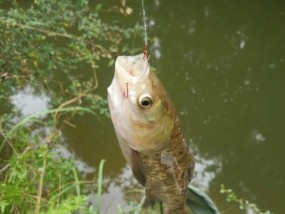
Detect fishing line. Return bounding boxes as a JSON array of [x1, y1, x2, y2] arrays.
[[126, 0, 148, 99], [141, 0, 148, 47], [141, 0, 149, 59], [131, 0, 149, 57], [131, 8, 142, 54]]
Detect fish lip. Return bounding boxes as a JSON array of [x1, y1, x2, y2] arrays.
[[115, 54, 149, 82], [108, 53, 150, 102]]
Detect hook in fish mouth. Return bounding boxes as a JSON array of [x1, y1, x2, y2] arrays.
[[111, 53, 150, 100], [123, 82, 129, 98]]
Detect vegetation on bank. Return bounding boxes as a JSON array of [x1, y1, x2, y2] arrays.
[[220, 185, 273, 214], [0, 0, 139, 213]]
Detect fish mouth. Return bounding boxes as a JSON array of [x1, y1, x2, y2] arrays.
[[108, 54, 150, 101], [115, 54, 149, 82]]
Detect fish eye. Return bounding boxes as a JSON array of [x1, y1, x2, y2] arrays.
[[138, 95, 153, 108]]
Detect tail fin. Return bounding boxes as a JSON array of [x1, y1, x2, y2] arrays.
[[186, 184, 220, 214]]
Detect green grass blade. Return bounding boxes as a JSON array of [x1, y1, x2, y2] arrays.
[[96, 159, 105, 213], [72, 166, 81, 196]]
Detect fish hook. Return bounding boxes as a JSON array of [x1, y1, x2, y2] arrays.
[[123, 83, 129, 98]]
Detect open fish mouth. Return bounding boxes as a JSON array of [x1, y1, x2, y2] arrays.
[[115, 54, 149, 80], [107, 53, 150, 104]]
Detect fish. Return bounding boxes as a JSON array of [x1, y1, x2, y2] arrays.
[[107, 53, 195, 214]]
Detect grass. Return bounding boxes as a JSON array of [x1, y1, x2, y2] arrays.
[[0, 1, 140, 213], [0, 106, 102, 214], [95, 159, 105, 214]]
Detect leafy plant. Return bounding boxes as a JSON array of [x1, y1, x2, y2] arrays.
[[220, 184, 273, 214], [0, 107, 95, 213], [0, 0, 142, 111], [0, 0, 141, 213]]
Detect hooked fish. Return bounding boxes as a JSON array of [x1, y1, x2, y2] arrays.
[[107, 54, 195, 214]]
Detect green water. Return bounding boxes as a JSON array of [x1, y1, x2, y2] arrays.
[[1, 0, 285, 213]]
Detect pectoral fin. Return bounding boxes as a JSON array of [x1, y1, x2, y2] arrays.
[[116, 134, 146, 186], [130, 149, 146, 186]]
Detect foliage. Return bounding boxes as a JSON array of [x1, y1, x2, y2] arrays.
[[220, 184, 273, 214], [0, 0, 141, 111], [0, 107, 106, 213], [0, 0, 141, 213]]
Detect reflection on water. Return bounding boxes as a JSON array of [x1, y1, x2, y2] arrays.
[[8, 83, 96, 174], [106, 169, 134, 212], [10, 85, 50, 119], [192, 146, 222, 193], [8, 85, 97, 175], [151, 37, 162, 60], [250, 130, 266, 144], [54, 144, 95, 174], [89, 165, 141, 214]]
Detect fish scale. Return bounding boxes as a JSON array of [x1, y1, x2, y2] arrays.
[[138, 116, 195, 214]]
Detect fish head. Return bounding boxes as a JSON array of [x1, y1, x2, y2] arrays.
[[108, 54, 175, 153]]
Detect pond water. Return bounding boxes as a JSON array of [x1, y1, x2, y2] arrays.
[[1, 0, 285, 213]]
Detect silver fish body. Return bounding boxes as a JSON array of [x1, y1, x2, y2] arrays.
[[107, 54, 195, 213]]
